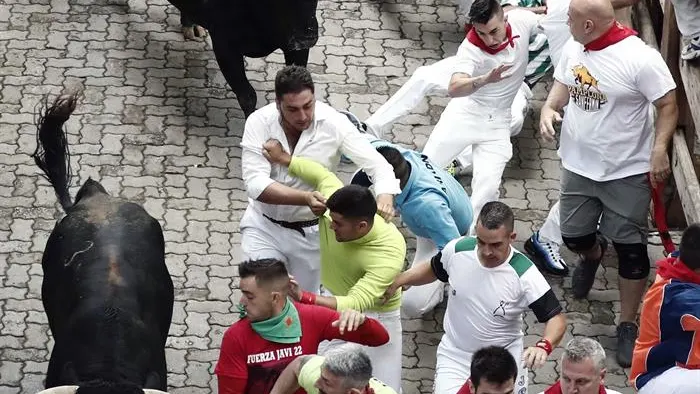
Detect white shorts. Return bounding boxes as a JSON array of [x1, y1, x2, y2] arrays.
[[638, 366, 700, 394], [433, 337, 528, 394]]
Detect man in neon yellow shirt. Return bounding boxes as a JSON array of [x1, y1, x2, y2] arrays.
[[269, 344, 397, 394], [262, 139, 406, 392]]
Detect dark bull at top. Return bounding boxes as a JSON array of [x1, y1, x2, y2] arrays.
[[31, 93, 175, 394]]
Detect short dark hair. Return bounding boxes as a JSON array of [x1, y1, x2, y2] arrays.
[[680, 223, 700, 270], [478, 201, 514, 232], [470, 346, 518, 389], [468, 0, 503, 25], [376, 146, 409, 181], [238, 258, 289, 288], [326, 185, 377, 222], [275, 65, 314, 99]]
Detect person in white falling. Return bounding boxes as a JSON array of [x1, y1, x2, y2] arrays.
[[421, 0, 542, 234], [239, 65, 401, 295], [363, 0, 551, 173]]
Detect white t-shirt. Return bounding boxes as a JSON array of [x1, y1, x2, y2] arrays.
[[537, 0, 571, 66], [554, 34, 676, 181], [452, 9, 541, 111], [432, 236, 562, 353]]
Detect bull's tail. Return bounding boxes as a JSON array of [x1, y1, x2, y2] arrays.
[[31, 92, 80, 212]]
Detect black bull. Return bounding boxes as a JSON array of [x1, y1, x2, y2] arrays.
[[32, 94, 175, 393], [166, 0, 320, 118]]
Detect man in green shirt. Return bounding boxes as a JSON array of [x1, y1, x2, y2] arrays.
[[269, 344, 397, 394], [262, 138, 406, 393]]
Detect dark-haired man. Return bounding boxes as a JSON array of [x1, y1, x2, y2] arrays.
[[631, 223, 700, 393], [455, 346, 519, 394], [385, 201, 566, 394], [421, 0, 542, 234], [351, 138, 473, 318], [215, 258, 390, 394], [262, 139, 406, 392], [240, 65, 401, 297]]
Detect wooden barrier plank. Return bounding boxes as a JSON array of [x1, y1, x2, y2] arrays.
[[671, 131, 700, 224]]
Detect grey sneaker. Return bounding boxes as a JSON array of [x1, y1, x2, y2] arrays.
[[571, 235, 608, 299], [616, 322, 638, 368]]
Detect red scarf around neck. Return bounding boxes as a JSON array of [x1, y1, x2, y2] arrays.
[[466, 23, 520, 55], [656, 253, 700, 285], [584, 20, 638, 51], [544, 381, 607, 394]]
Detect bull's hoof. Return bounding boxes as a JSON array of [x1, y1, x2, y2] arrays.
[[183, 25, 207, 40]]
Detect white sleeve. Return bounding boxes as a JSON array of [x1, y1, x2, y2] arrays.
[[454, 41, 480, 77], [635, 48, 677, 103], [240, 114, 275, 200], [552, 39, 573, 83], [336, 116, 401, 196]]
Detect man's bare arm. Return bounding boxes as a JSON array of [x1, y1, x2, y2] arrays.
[[257, 183, 314, 206], [269, 356, 312, 394]]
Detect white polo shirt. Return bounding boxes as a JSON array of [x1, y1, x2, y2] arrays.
[[554, 34, 676, 181], [452, 9, 541, 112], [240, 101, 400, 222], [432, 236, 562, 353]]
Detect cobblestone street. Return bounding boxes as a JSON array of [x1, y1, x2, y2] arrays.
[[0, 0, 674, 393]]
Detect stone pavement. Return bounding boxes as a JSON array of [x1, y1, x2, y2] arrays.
[[0, 0, 677, 393]]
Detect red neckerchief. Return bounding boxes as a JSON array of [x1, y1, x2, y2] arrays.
[[584, 20, 638, 51], [466, 23, 520, 55], [656, 254, 700, 285], [545, 381, 606, 394]]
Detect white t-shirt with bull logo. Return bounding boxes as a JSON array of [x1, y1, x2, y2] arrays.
[[553, 35, 676, 182]]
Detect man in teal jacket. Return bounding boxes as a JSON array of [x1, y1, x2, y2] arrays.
[[351, 138, 473, 318]]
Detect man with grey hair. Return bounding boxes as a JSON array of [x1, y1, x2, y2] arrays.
[[269, 343, 397, 394], [538, 337, 622, 394]]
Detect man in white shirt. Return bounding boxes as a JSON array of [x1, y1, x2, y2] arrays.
[[384, 201, 567, 394], [538, 337, 623, 394], [539, 0, 678, 368], [422, 0, 542, 233], [240, 65, 401, 294]]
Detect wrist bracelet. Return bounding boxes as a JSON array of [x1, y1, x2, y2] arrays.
[[300, 291, 317, 305], [536, 338, 553, 355]]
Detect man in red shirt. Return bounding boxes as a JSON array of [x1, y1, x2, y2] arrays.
[[215, 258, 390, 394]]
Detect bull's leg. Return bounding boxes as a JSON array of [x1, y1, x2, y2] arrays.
[[180, 12, 207, 40], [212, 39, 257, 118], [284, 49, 311, 67]]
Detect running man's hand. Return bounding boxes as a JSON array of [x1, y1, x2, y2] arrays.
[[304, 191, 327, 216], [262, 139, 292, 166], [539, 106, 563, 142], [376, 193, 395, 222], [650, 149, 671, 188], [522, 346, 548, 369], [484, 63, 514, 84], [382, 275, 409, 305], [288, 275, 302, 302], [332, 309, 366, 334]]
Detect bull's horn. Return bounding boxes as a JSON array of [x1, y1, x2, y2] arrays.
[[143, 390, 169, 394], [35, 386, 78, 394]]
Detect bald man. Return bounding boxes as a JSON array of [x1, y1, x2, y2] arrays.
[[539, 0, 678, 367]]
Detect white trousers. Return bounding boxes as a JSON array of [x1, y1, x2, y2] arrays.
[[401, 237, 445, 318], [239, 207, 322, 293], [422, 100, 513, 234], [639, 367, 700, 394], [434, 337, 528, 394], [539, 200, 563, 245], [318, 307, 404, 393], [670, 0, 700, 37]]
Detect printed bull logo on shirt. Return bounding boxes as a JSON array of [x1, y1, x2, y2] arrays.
[[568, 64, 608, 112]]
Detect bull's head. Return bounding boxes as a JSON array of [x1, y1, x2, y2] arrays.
[[36, 388, 169, 394]]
